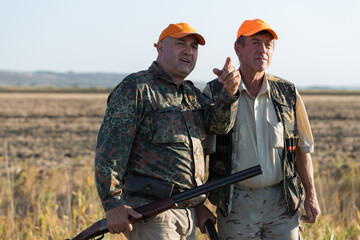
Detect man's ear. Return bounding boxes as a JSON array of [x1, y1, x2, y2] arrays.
[[234, 41, 242, 59], [156, 41, 164, 55]]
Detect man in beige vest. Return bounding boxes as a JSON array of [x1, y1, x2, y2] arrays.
[[196, 19, 321, 240]]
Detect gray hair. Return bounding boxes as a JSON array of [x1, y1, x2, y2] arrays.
[[236, 30, 275, 46]]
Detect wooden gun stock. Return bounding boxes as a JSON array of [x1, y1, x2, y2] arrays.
[[67, 164, 262, 240]]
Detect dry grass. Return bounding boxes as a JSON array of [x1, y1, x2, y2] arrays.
[[0, 92, 359, 239]]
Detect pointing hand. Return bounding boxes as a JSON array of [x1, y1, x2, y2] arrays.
[[213, 57, 240, 96]]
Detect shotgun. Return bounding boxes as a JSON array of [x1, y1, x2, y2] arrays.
[[66, 164, 262, 240]]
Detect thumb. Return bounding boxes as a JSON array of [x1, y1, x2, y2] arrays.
[[301, 205, 314, 222], [306, 203, 314, 219], [128, 209, 142, 219], [213, 68, 222, 77]]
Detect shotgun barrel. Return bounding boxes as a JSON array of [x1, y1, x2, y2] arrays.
[[67, 164, 262, 240], [204, 219, 219, 240]]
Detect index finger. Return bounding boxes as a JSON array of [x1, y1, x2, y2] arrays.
[[222, 57, 232, 71]]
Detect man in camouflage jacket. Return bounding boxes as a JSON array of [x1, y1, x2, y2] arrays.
[[195, 19, 321, 240], [94, 22, 240, 240]]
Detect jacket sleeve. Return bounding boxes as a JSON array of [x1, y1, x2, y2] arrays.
[[201, 80, 239, 135], [94, 77, 142, 212], [201, 83, 217, 155]]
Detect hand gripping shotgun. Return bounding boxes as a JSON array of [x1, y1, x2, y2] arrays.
[[66, 164, 262, 240]]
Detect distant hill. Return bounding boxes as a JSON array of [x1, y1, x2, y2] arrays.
[[2, 70, 357, 92], [0, 70, 128, 88], [0, 70, 207, 89]]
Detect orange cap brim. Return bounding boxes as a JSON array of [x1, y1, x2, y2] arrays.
[[242, 28, 278, 40], [171, 32, 205, 45]]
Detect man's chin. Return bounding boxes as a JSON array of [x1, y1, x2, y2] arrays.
[[178, 68, 194, 78], [254, 65, 269, 72]]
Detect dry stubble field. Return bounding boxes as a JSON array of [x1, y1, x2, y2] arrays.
[[0, 91, 360, 239]]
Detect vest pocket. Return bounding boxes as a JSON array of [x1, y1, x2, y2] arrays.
[[284, 135, 303, 215], [285, 175, 304, 214]]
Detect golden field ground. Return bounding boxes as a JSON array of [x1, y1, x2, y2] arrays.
[[0, 90, 360, 239]]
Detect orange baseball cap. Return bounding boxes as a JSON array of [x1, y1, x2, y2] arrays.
[[236, 19, 278, 40], [154, 22, 205, 47]]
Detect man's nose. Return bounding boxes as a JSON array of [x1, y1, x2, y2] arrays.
[[257, 42, 267, 52], [182, 44, 194, 55]]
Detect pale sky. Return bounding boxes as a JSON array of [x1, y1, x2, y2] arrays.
[[1, 0, 359, 88]]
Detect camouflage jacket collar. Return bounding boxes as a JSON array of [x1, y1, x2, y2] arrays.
[[149, 61, 185, 89]]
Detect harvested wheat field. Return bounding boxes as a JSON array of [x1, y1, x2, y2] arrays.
[[0, 91, 360, 239]]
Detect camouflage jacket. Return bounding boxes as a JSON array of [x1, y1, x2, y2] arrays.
[[95, 62, 239, 211], [206, 73, 304, 217]]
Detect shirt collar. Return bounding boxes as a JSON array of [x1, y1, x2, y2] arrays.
[[262, 74, 271, 97]]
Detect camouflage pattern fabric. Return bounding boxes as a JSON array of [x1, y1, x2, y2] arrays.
[[268, 74, 304, 215], [94, 62, 239, 211], [217, 185, 302, 239]]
